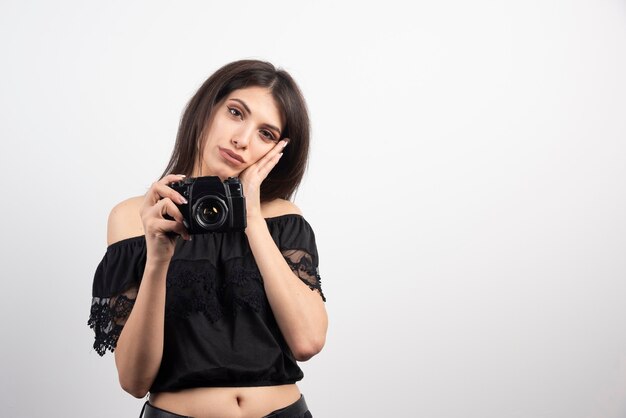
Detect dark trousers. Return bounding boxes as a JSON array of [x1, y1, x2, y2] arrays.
[[139, 394, 312, 418]]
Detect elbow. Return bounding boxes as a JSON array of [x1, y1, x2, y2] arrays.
[[117, 367, 151, 399], [115, 350, 154, 398], [120, 380, 150, 399], [292, 335, 326, 362]]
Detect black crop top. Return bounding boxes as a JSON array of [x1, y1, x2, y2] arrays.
[[88, 214, 325, 392]]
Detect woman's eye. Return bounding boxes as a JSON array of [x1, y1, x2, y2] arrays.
[[260, 130, 276, 141], [228, 107, 242, 118]]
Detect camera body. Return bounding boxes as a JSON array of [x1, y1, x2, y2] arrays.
[[169, 176, 246, 234]]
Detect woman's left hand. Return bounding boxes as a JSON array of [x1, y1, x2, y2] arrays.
[[238, 138, 289, 218]]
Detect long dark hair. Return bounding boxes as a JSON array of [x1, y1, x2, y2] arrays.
[[160, 60, 311, 202]]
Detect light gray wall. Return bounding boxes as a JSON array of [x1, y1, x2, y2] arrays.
[[1, 1, 625, 417]]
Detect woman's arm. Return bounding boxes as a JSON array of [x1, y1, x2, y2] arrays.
[[109, 176, 189, 398], [114, 260, 169, 398], [245, 205, 328, 361], [239, 140, 328, 361]]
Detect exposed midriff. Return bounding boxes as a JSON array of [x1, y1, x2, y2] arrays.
[[149, 384, 301, 418]]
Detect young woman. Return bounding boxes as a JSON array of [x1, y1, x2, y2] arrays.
[[88, 60, 328, 418]]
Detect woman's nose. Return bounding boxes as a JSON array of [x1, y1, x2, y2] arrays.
[[232, 127, 254, 149]]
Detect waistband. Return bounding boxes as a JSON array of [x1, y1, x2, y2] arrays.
[[139, 394, 310, 418]]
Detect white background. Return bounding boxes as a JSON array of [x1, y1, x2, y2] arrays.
[[1, 1, 625, 417]]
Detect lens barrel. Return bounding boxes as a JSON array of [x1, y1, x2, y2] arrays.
[[193, 196, 228, 230]]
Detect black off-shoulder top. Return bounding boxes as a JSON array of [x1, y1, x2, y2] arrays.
[[88, 214, 325, 393]]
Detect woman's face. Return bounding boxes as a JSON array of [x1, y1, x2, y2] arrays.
[[194, 86, 284, 180]]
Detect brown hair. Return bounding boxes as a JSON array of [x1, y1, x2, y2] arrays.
[[160, 60, 311, 202]]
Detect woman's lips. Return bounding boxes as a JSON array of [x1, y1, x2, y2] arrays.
[[219, 147, 245, 165]]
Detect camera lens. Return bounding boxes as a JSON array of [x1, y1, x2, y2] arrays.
[[193, 196, 228, 230]]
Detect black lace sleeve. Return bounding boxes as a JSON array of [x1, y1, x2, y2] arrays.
[[268, 215, 326, 302], [282, 248, 326, 301], [88, 236, 147, 356]]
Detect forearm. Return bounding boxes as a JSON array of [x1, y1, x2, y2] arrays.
[[245, 216, 328, 361], [114, 261, 168, 397]]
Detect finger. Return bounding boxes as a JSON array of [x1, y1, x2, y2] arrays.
[[164, 218, 190, 240], [154, 182, 188, 205], [152, 218, 190, 241], [256, 151, 284, 180], [144, 174, 185, 206], [158, 174, 189, 201], [159, 173, 188, 184], [154, 198, 185, 223], [255, 139, 289, 172], [142, 197, 181, 225], [143, 174, 188, 208], [149, 199, 189, 237]]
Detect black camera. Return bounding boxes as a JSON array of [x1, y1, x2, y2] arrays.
[[168, 176, 246, 234]]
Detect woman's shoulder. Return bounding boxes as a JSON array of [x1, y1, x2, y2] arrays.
[[104, 197, 301, 246], [261, 198, 303, 219], [107, 195, 145, 246]]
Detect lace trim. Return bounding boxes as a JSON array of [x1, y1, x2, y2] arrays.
[[165, 260, 268, 321], [165, 262, 222, 322], [88, 294, 135, 356], [282, 249, 326, 302], [225, 264, 266, 313], [89, 251, 325, 355]]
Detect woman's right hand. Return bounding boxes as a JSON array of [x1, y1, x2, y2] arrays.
[[140, 174, 191, 264]]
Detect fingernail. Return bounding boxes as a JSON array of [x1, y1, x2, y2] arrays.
[[283, 139, 289, 148], [180, 197, 188, 204], [278, 152, 284, 158]]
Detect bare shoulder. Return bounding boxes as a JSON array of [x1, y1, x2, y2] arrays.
[[107, 195, 145, 245], [260, 198, 303, 219]]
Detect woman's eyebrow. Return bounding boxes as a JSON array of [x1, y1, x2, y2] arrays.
[[230, 98, 282, 135]]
